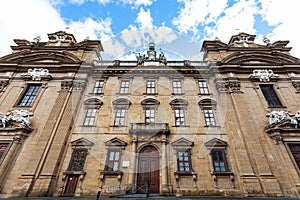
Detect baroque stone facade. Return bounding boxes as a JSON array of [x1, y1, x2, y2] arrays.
[[0, 31, 299, 198]]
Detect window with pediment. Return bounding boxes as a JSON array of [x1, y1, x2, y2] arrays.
[[112, 99, 131, 126], [172, 138, 195, 174], [67, 138, 94, 172], [103, 138, 127, 173], [83, 98, 103, 126], [170, 99, 188, 127], [205, 138, 231, 174], [141, 98, 160, 124], [199, 98, 217, 126]]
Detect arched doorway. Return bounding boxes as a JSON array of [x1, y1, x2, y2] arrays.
[[137, 146, 160, 194]]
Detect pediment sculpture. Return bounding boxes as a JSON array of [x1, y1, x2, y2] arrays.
[[265, 110, 300, 129], [21, 68, 52, 81], [249, 69, 279, 82], [0, 110, 33, 129]]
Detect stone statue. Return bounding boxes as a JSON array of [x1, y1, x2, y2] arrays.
[[7, 110, 33, 129], [291, 110, 300, 128], [0, 113, 8, 128], [268, 110, 288, 126]]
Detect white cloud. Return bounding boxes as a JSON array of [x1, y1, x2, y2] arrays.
[[257, 0, 300, 57], [173, 0, 300, 57], [0, 0, 66, 56], [68, 17, 114, 42], [205, 0, 258, 42], [172, 0, 228, 34], [68, 0, 111, 5], [121, 0, 157, 9], [135, 7, 153, 29]]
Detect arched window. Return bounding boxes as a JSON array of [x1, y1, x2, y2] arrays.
[[199, 98, 217, 126], [112, 98, 131, 126], [141, 98, 160, 123], [83, 98, 103, 126], [170, 99, 188, 127]]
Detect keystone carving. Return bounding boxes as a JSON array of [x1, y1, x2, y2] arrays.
[[21, 68, 52, 81], [0, 110, 33, 129], [249, 69, 279, 82]]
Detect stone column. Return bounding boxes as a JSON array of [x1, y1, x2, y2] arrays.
[[0, 133, 25, 191], [161, 139, 169, 193], [127, 136, 137, 193]]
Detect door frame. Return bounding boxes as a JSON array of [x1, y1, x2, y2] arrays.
[[137, 145, 160, 194]]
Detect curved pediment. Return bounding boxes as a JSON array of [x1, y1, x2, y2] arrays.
[[0, 50, 81, 64], [220, 51, 299, 64]]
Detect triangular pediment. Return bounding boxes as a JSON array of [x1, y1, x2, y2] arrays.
[[205, 138, 227, 147], [105, 137, 127, 147], [71, 137, 94, 147], [172, 138, 194, 147]]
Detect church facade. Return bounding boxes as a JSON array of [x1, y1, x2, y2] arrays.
[[0, 31, 299, 197]]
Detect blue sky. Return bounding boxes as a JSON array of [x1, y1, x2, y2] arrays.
[[0, 0, 299, 60]]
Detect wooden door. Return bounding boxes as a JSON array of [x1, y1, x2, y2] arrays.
[[64, 175, 79, 196], [137, 146, 160, 194]]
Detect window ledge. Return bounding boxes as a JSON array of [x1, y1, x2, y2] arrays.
[[198, 93, 211, 95], [172, 125, 190, 128], [172, 93, 185, 95], [116, 93, 131, 95], [101, 171, 123, 176], [174, 171, 196, 176], [110, 125, 128, 127], [63, 171, 86, 175], [211, 171, 233, 176], [89, 92, 104, 95], [80, 125, 97, 128], [204, 125, 221, 128], [143, 93, 158, 96], [268, 106, 287, 109]]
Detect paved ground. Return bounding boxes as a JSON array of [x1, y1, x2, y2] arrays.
[[1, 196, 300, 200]]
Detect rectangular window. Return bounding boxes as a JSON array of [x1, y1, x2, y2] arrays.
[[114, 109, 126, 126], [198, 80, 209, 94], [83, 108, 97, 126], [67, 148, 88, 171], [260, 85, 283, 107], [18, 84, 41, 106], [0, 143, 9, 161], [177, 150, 192, 172], [173, 80, 182, 94], [175, 108, 185, 126], [288, 144, 300, 170], [119, 80, 130, 94], [105, 149, 121, 172], [93, 81, 104, 94], [203, 109, 216, 126], [145, 108, 155, 124], [146, 80, 156, 94], [211, 149, 229, 172]]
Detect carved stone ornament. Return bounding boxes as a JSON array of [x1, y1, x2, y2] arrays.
[[249, 69, 279, 82], [21, 68, 52, 81], [215, 79, 242, 93], [265, 110, 300, 129], [292, 81, 300, 92], [0, 110, 33, 129]]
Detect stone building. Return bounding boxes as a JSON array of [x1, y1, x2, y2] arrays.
[[0, 31, 299, 197]]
